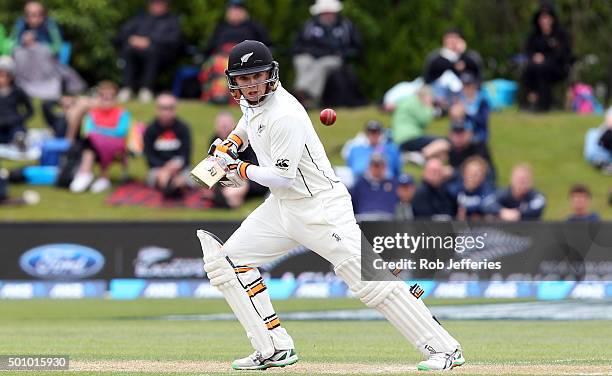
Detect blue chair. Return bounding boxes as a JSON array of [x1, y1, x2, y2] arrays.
[[172, 66, 200, 97], [59, 42, 72, 65]]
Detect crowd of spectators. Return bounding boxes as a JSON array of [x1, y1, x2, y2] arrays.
[[0, 0, 606, 221]]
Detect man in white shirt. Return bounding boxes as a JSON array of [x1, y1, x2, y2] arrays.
[[196, 40, 464, 372]]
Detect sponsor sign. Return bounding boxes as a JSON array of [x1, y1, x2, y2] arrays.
[[19, 244, 104, 280], [1, 221, 611, 283]]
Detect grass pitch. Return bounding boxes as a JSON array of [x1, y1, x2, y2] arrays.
[[1, 298, 610, 375]]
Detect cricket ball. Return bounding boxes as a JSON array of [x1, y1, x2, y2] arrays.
[[320, 108, 337, 126]]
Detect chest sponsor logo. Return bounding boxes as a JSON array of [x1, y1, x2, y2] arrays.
[[275, 158, 289, 170]]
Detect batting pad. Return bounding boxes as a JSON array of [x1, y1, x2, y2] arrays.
[[197, 230, 275, 358], [233, 267, 295, 351], [334, 256, 460, 357]]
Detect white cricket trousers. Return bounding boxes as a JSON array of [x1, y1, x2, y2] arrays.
[[223, 183, 360, 269]]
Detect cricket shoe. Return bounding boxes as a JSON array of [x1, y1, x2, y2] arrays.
[[417, 349, 465, 371], [231, 349, 298, 370]]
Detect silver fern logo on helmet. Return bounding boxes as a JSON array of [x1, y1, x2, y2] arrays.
[[240, 52, 254, 66]]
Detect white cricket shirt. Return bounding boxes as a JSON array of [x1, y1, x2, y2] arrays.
[[231, 84, 339, 200]]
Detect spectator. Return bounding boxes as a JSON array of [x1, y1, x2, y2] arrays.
[[114, 0, 182, 103], [395, 174, 416, 220], [566, 184, 600, 222], [346, 120, 401, 179], [456, 156, 495, 220], [447, 103, 496, 183], [423, 28, 482, 109], [521, 2, 572, 112], [391, 85, 449, 164], [584, 107, 612, 175], [42, 96, 82, 138], [10, 1, 63, 55], [412, 158, 456, 220], [13, 31, 63, 100], [143, 93, 192, 198], [350, 153, 398, 221], [209, 111, 267, 208], [292, 0, 362, 108], [0, 57, 33, 145], [204, 0, 271, 58], [458, 72, 490, 144], [484, 164, 546, 221], [0, 23, 13, 55], [199, 0, 271, 104], [70, 81, 131, 193]]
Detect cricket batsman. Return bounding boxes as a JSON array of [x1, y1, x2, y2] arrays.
[[195, 40, 465, 371]]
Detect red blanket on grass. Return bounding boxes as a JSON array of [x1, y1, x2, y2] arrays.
[[106, 182, 215, 209]]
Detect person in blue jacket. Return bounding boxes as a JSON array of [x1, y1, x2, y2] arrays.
[[346, 120, 401, 179], [484, 163, 546, 220]]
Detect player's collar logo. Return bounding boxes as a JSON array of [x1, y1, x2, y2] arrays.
[[257, 123, 266, 135], [240, 52, 254, 66]]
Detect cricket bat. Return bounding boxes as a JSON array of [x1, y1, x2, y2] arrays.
[[190, 156, 227, 189]]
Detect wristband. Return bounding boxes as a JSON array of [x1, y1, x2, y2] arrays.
[[237, 161, 251, 180]]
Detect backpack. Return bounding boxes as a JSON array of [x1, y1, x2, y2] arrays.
[[55, 141, 84, 188], [571, 83, 603, 114]]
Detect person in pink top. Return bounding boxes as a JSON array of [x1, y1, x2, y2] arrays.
[[70, 81, 131, 193]]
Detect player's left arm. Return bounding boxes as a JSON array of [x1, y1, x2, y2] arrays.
[[240, 115, 306, 188]]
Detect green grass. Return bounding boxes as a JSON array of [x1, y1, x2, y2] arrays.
[[0, 299, 610, 376], [1, 102, 610, 221]]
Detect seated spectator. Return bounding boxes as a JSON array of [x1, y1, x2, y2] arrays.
[[350, 153, 398, 221], [521, 3, 572, 112], [0, 23, 13, 55], [566, 184, 599, 222], [144, 93, 192, 198], [447, 103, 496, 184], [584, 107, 612, 174], [199, 0, 271, 104], [0, 57, 33, 145], [395, 174, 415, 220], [456, 156, 495, 220], [484, 164, 546, 221], [42, 96, 81, 138], [391, 86, 449, 164], [292, 0, 361, 108], [10, 1, 63, 55], [113, 0, 182, 103], [209, 111, 267, 208], [423, 28, 482, 109], [346, 120, 401, 179], [412, 158, 456, 220], [13, 31, 63, 100], [10, 2, 85, 101], [70, 81, 131, 193], [458, 73, 490, 144]]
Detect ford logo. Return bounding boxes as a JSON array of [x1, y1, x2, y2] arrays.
[[19, 244, 105, 280]]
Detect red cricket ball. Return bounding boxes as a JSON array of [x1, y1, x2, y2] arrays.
[[319, 108, 337, 126]]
